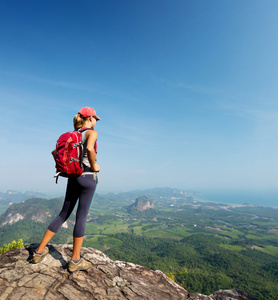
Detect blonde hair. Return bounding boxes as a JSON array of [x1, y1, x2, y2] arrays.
[[73, 114, 89, 130]]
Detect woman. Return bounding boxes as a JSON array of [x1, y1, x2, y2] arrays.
[[31, 106, 101, 272]]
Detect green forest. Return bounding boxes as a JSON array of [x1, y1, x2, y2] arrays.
[[84, 232, 277, 299]]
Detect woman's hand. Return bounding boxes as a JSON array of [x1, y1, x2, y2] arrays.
[[91, 163, 100, 172], [51, 149, 57, 161]]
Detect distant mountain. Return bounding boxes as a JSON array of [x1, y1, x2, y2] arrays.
[[0, 198, 62, 226], [0, 190, 48, 205], [128, 195, 155, 212], [0, 198, 74, 247], [0, 188, 198, 206], [104, 187, 199, 202]]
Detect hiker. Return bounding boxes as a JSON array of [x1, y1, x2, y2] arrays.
[[31, 106, 101, 272]]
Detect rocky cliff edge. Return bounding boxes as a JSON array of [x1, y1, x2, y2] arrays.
[[0, 244, 258, 300]]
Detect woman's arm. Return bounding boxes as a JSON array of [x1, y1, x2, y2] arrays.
[[86, 130, 100, 172]]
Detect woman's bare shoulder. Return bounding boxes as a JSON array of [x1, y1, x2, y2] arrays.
[[86, 129, 98, 139]]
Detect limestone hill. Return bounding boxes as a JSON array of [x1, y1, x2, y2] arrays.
[[127, 196, 155, 213], [0, 244, 257, 300]]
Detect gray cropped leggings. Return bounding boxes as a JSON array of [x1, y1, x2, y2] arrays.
[[48, 174, 97, 237]]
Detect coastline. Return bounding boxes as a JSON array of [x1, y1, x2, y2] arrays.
[[195, 190, 278, 209]]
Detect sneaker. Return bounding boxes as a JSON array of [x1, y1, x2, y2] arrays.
[[30, 247, 49, 264], [68, 258, 92, 272]]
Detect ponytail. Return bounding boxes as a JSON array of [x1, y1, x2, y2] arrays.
[[73, 114, 89, 130]]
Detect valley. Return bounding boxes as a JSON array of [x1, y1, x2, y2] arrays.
[[0, 188, 277, 299]]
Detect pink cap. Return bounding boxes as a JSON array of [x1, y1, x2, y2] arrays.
[[78, 107, 101, 120]]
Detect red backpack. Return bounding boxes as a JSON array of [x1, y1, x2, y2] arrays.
[[54, 128, 96, 183]]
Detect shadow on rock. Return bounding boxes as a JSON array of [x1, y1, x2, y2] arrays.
[[27, 243, 68, 269]]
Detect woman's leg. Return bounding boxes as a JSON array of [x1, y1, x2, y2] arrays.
[[72, 236, 84, 259], [47, 178, 80, 234], [36, 178, 80, 253], [36, 229, 56, 253], [72, 175, 97, 259]]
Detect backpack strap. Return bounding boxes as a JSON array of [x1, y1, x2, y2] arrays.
[[78, 127, 97, 159], [77, 128, 92, 165], [77, 127, 94, 144], [54, 172, 61, 184]]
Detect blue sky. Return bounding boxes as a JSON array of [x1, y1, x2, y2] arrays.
[[1, 0, 278, 197]]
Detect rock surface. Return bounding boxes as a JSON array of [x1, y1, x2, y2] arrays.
[[0, 244, 258, 300]]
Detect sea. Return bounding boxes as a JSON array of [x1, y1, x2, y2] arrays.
[[198, 189, 278, 208]]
